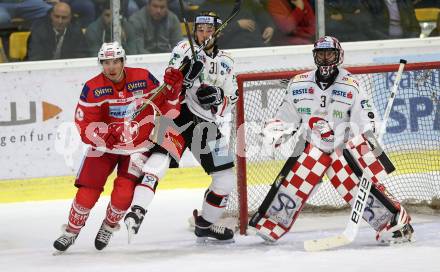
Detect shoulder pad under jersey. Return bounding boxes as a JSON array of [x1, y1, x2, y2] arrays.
[[81, 74, 114, 103], [337, 68, 361, 90], [292, 71, 313, 82], [217, 50, 234, 63]]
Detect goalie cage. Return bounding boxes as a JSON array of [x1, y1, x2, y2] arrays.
[[226, 61, 440, 235]]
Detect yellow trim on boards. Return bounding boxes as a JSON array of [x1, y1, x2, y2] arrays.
[[0, 167, 211, 203]]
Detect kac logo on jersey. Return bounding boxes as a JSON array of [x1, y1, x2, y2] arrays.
[[292, 88, 308, 96]]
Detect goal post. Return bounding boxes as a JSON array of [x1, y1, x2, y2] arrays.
[[230, 61, 440, 235]]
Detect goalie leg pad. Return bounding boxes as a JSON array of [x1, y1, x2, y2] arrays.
[[250, 143, 332, 242], [327, 133, 412, 241]]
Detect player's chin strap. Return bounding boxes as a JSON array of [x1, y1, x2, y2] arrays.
[[133, 0, 242, 118], [303, 59, 408, 252]]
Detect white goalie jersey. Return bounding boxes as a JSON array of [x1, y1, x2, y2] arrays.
[[275, 68, 380, 153], [168, 40, 238, 123]]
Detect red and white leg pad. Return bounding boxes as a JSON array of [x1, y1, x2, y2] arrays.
[[254, 144, 332, 242], [327, 133, 413, 242]]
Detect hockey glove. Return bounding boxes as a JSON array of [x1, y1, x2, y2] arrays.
[[181, 56, 204, 87], [196, 84, 224, 113], [163, 67, 183, 101], [93, 123, 123, 149], [261, 119, 296, 155]]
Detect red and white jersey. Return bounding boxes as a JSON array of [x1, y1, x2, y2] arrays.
[[168, 40, 238, 122], [75, 67, 176, 154], [275, 68, 380, 152]]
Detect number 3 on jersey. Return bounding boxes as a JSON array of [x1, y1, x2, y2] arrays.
[[320, 95, 326, 107]]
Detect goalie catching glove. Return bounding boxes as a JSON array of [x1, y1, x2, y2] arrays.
[[196, 84, 224, 113], [261, 119, 296, 154]]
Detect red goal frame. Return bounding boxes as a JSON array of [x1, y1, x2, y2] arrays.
[[235, 61, 440, 235]]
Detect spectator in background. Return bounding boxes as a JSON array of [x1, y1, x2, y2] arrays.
[[85, 2, 135, 56], [429, 13, 440, 36], [325, 0, 378, 42], [129, 0, 182, 54], [361, 0, 421, 39], [27, 1, 87, 60], [199, 0, 274, 49], [168, 0, 205, 20], [265, 0, 315, 45], [62, 0, 96, 28], [413, 0, 440, 8], [0, 0, 51, 29]]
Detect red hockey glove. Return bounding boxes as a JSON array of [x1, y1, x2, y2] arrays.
[[94, 124, 122, 149], [164, 67, 183, 101]]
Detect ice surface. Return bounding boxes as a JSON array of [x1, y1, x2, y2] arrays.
[[0, 189, 439, 272]]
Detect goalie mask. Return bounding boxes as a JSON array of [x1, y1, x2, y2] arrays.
[[194, 11, 222, 50], [313, 36, 344, 79]]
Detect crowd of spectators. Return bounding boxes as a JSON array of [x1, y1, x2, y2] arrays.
[[0, 0, 438, 62]]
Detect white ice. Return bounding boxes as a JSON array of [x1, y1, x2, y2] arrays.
[[0, 188, 439, 272]]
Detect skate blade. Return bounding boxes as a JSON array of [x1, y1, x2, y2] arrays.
[[379, 236, 415, 246], [125, 219, 136, 244], [196, 237, 235, 244]]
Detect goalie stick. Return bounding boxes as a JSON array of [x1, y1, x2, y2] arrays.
[[303, 59, 407, 252], [133, 0, 242, 116]]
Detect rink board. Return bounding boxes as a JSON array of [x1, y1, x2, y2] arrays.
[[0, 150, 438, 203]]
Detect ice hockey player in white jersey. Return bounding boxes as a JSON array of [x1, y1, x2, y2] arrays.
[[124, 11, 238, 243], [249, 36, 414, 244]]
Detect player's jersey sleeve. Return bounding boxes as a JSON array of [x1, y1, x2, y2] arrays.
[[168, 40, 192, 69], [216, 52, 238, 117], [274, 78, 302, 130], [350, 83, 380, 136], [75, 82, 103, 145]]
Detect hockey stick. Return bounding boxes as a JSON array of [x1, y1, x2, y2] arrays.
[[303, 59, 407, 252], [134, 0, 242, 115]]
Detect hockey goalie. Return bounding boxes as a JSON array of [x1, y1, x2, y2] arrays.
[[249, 36, 414, 245]]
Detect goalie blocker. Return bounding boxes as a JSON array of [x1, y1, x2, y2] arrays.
[[249, 130, 413, 243]]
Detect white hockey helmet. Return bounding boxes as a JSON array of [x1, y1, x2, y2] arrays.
[[97, 41, 126, 63], [193, 11, 222, 47], [312, 36, 344, 78]]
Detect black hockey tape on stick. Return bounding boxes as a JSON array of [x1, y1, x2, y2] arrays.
[[249, 136, 307, 228]]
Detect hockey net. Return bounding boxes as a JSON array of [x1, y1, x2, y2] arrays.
[[227, 61, 440, 234]]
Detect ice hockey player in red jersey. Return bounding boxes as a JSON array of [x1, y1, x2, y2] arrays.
[[123, 11, 238, 243], [249, 36, 414, 245], [53, 41, 184, 252]]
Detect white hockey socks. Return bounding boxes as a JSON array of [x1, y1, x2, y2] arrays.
[[201, 168, 235, 224], [131, 153, 171, 209]]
